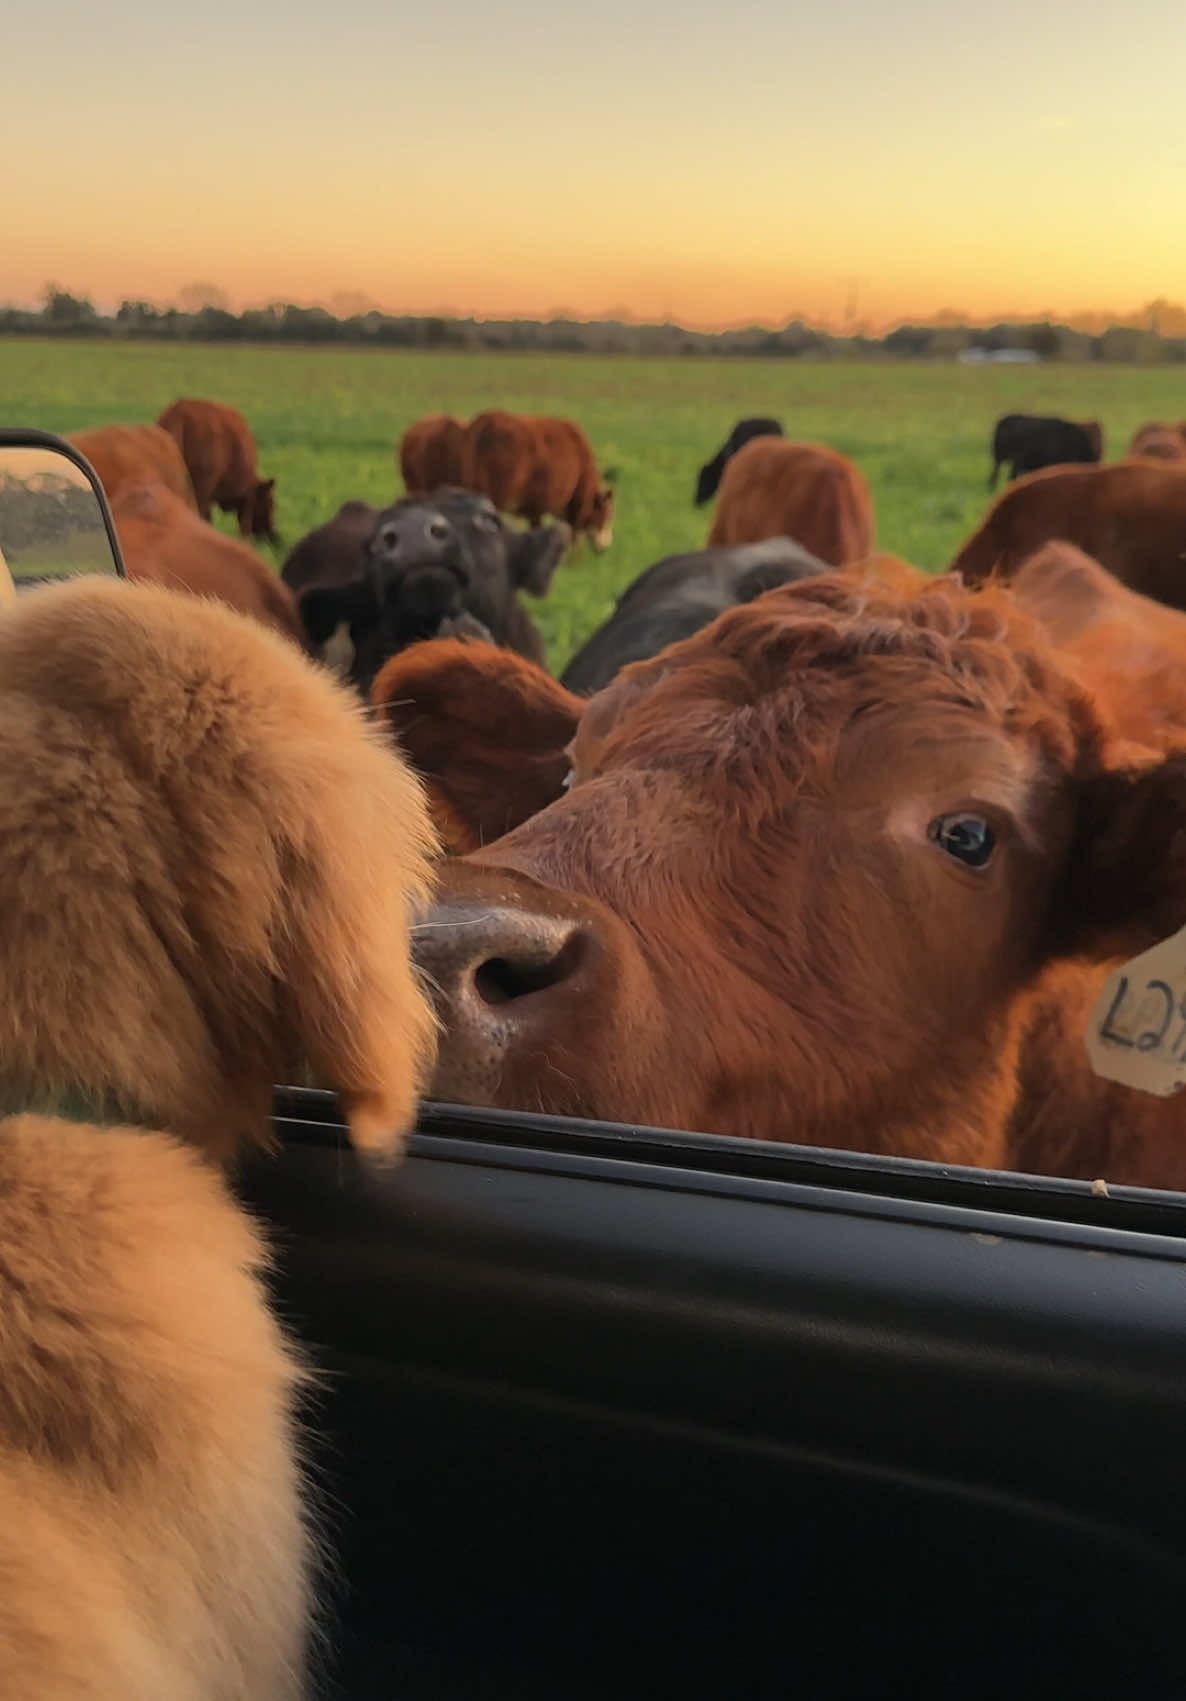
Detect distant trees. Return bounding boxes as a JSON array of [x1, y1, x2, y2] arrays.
[[2, 284, 1185, 363]]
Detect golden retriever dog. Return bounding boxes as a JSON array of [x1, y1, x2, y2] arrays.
[[0, 576, 438, 1699]]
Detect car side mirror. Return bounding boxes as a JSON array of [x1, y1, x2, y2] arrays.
[[0, 428, 126, 593]]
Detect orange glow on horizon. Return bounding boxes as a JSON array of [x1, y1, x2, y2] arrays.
[[7, 0, 1184, 335]]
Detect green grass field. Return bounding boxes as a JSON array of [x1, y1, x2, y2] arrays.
[[3, 338, 1183, 670]]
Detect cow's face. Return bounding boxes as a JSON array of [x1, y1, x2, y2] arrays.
[[587, 486, 615, 552], [297, 490, 568, 693], [242, 478, 278, 544], [411, 573, 1186, 1163]]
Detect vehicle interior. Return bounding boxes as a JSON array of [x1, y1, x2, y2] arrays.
[[246, 1087, 1186, 1699]]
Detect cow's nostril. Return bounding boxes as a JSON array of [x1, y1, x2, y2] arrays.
[[471, 932, 585, 1006], [428, 517, 451, 541]]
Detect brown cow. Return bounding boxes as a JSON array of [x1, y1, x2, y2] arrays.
[[1009, 539, 1186, 735], [399, 414, 466, 495], [949, 460, 1186, 609], [372, 638, 583, 853], [0, 573, 436, 1697], [408, 569, 1186, 1188], [110, 482, 304, 646], [156, 398, 277, 542], [1128, 422, 1186, 464], [706, 438, 874, 564], [68, 423, 198, 511], [461, 411, 614, 550]]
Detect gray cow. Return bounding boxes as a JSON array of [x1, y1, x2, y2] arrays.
[[560, 537, 829, 697]]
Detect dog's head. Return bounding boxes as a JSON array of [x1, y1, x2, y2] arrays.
[[0, 576, 438, 1162]]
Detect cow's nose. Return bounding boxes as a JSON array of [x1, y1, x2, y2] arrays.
[[413, 898, 589, 1104], [426, 516, 451, 542]]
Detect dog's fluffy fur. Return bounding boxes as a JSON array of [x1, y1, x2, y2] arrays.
[[0, 577, 438, 1698]]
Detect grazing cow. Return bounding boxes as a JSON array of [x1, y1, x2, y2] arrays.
[[373, 638, 584, 853], [988, 413, 1103, 489], [949, 460, 1186, 609], [561, 537, 829, 696], [156, 398, 278, 543], [0, 574, 435, 1698], [1129, 423, 1186, 464], [461, 411, 614, 551], [408, 569, 1186, 1188], [110, 481, 305, 646], [706, 438, 874, 564], [294, 487, 570, 693], [399, 414, 466, 494], [68, 423, 198, 511], [694, 417, 784, 507]]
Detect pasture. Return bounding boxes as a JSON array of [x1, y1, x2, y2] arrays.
[[4, 336, 1183, 669]]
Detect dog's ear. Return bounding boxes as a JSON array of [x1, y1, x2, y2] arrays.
[[274, 713, 439, 1160]]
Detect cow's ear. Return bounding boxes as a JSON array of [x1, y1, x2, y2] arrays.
[[371, 638, 582, 852], [510, 522, 572, 597], [297, 579, 375, 646], [1048, 750, 1186, 961]]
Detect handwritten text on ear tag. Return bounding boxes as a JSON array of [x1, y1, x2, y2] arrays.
[[1086, 925, 1186, 1097]]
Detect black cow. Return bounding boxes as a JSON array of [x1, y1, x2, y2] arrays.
[[695, 417, 784, 507], [560, 537, 829, 697], [988, 414, 1103, 489], [289, 488, 570, 694]]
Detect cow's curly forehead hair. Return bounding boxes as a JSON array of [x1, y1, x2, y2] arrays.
[[597, 572, 1109, 778]]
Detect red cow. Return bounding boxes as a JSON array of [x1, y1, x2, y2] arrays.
[[402, 570, 1186, 1189], [399, 414, 467, 494], [706, 438, 874, 564], [372, 638, 583, 853], [110, 482, 304, 646], [68, 424, 198, 511], [1128, 423, 1186, 465], [461, 411, 614, 551], [156, 398, 277, 543], [948, 460, 1186, 609]]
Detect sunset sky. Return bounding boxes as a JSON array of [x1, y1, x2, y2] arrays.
[[8, 0, 1183, 329]]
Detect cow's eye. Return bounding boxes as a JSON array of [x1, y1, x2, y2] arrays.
[[930, 813, 996, 870]]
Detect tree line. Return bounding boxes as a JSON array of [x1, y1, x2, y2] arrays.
[[4, 287, 1185, 364]]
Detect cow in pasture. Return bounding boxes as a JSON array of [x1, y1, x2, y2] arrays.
[[461, 411, 614, 551], [1128, 423, 1186, 465], [293, 487, 569, 693], [988, 413, 1103, 489], [560, 537, 829, 696], [0, 573, 435, 1698], [110, 481, 305, 645], [373, 638, 584, 853], [156, 398, 278, 543], [399, 414, 466, 494], [705, 437, 874, 564], [407, 567, 1186, 1190], [948, 460, 1186, 609], [694, 416, 784, 507], [68, 423, 198, 511]]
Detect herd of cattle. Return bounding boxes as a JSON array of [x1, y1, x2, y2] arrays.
[[6, 387, 1186, 1690], [52, 391, 1186, 1198]]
